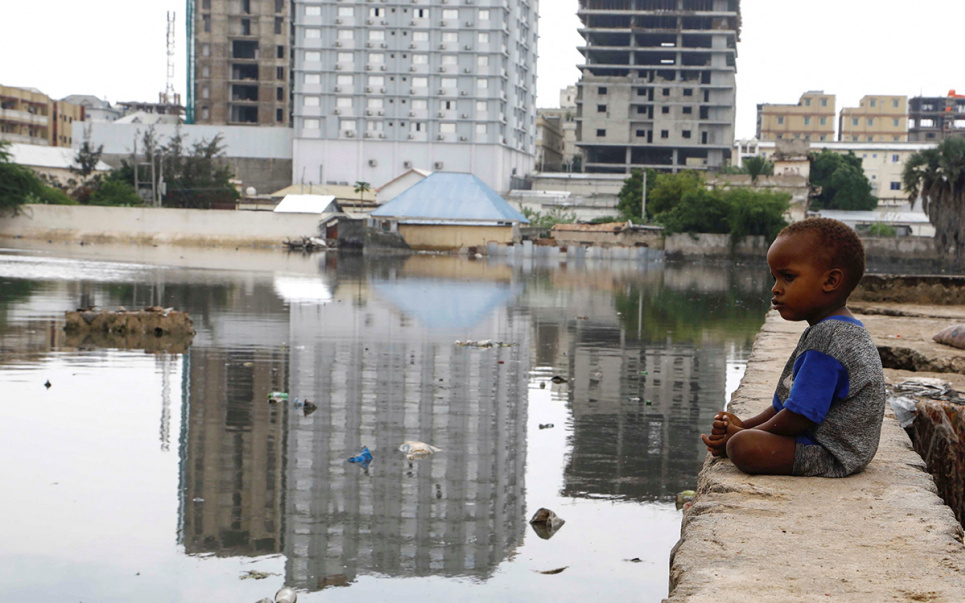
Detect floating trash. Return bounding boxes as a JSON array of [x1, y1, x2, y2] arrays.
[[302, 400, 318, 417], [399, 441, 442, 461], [44, 379, 51, 389], [535, 566, 568, 575], [538, 423, 554, 430], [454, 340, 514, 348], [318, 574, 352, 589], [550, 375, 568, 384], [240, 570, 278, 580], [347, 446, 373, 467], [529, 507, 566, 540], [274, 586, 298, 603], [267, 392, 288, 404], [675, 490, 696, 510]]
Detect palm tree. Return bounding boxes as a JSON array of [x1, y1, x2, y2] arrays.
[[353, 181, 371, 212], [742, 156, 774, 183], [903, 138, 965, 257]]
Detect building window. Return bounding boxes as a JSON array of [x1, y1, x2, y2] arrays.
[[307, 51, 322, 62], [870, 99, 877, 107], [201, 106, 210, 119], [414, 31, 429, 42], [682, 130, 691, 139], [636, 129, 646, 137], [683, 89, 693, 96], [662, 106, 670, 114], [479, 9, 490, 20], [852, 118, 859, 126], [777, 116, 784, 125], [441, 123, 456, 133], [202, 43, 210, 56], [804, 99, 811, 106], [662, 88, 670, 96], [304, 119, 320, 130], [335, 74, 352, 85], [893, 118, 900, 127], [202, 0, 210, 8], [277, 67, 285, 80], [337, 30, 352, 40], [476, 124, 487, 134], [202, 86, 209, 99], [804, 117, 811, 125], [277, 87, 284, 101], [369, 30, 385, 41], [277, 45, 284, 58], [890, 182, 901, 191], [203, 15, 211, 32], [867, 118, 874, 126], [304, 96, 320, 107], [892, 154, 899, 163], [275, 17, 283, 34], [201, 65, 210, 77], [821, 98, 828, 107], [311, 6, 325, 16], [596, 129, 606, 137], [413, 77, 428, 88], [275, 0, 284, 13], [661, 130, 669, 138], [598, 86, 607, 95], [477, 79, 488, 89], [893, 99, 900, 108], [478, 32, 489, 43], [443, 9, 458, 19], [305, 74, 321, 84], [276, 108, 283, 122], [682, 106, 692, 114], [597, 104, 606, 113], [820, 117, 826, 125]]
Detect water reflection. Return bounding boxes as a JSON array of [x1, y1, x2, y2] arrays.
[[0, 243, 772, 601]]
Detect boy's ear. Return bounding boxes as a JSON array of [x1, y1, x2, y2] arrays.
[[822, 268, 845, 293]]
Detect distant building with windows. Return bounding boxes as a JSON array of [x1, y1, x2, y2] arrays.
[[290, 0, 538, 194], [756, 91, 835, 142], [0, 84, 84, 147], [908, 91, 965, 142], [839, 95, 907, 143], [537, 86, 581, 172], [576, 0, 740, 173], [188, 0, 292, 126], [535, 111, 564, 172]]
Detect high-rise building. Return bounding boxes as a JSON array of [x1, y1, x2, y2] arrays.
[[575, 0, 740, 173], [908, 91, 965, 142], [537, 86, 581, 172], [289, 0, 537, 194], [188, 0, 292, 126], [839, 95, 907, 143], [756, 91, 835, 143]]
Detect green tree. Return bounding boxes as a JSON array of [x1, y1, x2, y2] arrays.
[[809, 150, 877, 210], [70, 133, 104, 179], [722, 188, 789, 242], [646, 170, 705, 217], [903, 138, 965, 256], [616, 168, 656, 220], [0, 140, 44, 214], [656, 189, 732, 235], [353, 181, 371, 209], [87, 177, 141, 206], [520, 206, 576, 229], [742, 156, 774, 183]]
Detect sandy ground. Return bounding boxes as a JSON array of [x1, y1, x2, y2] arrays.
[[668, 307, 965, 602]]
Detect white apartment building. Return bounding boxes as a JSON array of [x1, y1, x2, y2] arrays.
[[291, 0, 538, 194]]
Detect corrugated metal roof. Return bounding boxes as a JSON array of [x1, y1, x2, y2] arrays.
[[274, 194, 337, 214], [552, 222, 627, 233], [370, 172, 529, 223]]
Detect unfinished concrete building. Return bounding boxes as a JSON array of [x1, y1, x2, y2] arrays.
[[908, 91, 965, 142], [575, 0, 740, 173], [188, 0, 291, 126]]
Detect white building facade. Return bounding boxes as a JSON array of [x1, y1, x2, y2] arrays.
[[291, 0, 538, 194]]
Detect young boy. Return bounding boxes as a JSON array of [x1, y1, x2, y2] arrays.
[[702, 218, 885, 477]]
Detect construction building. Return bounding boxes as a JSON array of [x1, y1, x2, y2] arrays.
[[290, 0, 538, 194], [575, 0, 740, 174], [188, 0, 292, 126], [838, 95, 907, 143], [0, 84, 85, 147], [756, 91, 835, 143], [908, 91, 965, 142], [535, 111, 564, 171]]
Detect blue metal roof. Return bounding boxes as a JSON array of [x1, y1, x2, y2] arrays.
[[370, 172, 529, 224]]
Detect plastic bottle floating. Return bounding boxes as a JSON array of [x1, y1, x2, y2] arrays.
[[347, 446, 373, 468], [399, 441, 443, 461], [274, 586, 298, 603]]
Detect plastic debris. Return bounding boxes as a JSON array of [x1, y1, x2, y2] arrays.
[[192, 497, 204, 503], [44, 379, 51, 389], [535, 566, 568, 575], [454, 340, 514, 348], [675, 490, 696, 510], [538, 423, 554, 430], [529, 507, 566, 540], [347, 446, 373, 467], [539, 382, 546, 389], [889, 395, 919, 429], [240, 570, 278, 580], [302, 400, 318, 417], [399, 441, 442, 461], [550, 375, 568, 384], [274, 586, 298, 603], [268, 392, 288, 404]]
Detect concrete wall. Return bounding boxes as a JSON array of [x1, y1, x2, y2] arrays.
[[664, 233, 769, 258], [0, 204, 323, 247], [552, 229, 663, 248], [861, 235, 941, 261], [72, 122, 293, 159], [397, 224, 514, 251]]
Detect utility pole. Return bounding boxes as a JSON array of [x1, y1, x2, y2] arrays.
[[641, 170, 648, 223]]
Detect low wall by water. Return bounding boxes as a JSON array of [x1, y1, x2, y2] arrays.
[[0, 204, 323, 247], [669, 313, 965, 601], [663, 233, 769, 258], [486, 240, 664, 263], [853, 274, 965, 305]]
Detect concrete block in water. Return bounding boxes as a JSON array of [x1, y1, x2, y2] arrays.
[[64, 307, 195, 352]]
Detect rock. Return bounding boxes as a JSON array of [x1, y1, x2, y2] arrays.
[[933, 324, 965, 350]]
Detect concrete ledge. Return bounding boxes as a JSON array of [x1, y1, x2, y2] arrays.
[[668, 313, 965, 602]]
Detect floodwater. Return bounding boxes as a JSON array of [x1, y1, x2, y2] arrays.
[[0, 240, 771, 602]]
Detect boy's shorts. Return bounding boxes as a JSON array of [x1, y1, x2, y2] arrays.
[[793, 439, 855, 478]]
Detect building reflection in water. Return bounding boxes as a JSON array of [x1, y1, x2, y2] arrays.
[[283, 271, 529, 591]]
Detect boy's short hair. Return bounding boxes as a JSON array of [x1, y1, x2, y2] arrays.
[[777, 217, 866, 294]]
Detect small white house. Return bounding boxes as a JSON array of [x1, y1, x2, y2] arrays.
[[375, 168, 432, 205]]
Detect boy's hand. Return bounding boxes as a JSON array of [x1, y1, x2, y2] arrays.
[[702, 411, 745, 457]]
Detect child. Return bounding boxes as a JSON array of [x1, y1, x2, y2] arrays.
[[702, 218, 885, 477]]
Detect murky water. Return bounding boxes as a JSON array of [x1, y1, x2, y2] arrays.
[[0, 240, 771, 602]]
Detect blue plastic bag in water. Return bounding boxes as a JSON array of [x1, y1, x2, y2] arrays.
[[347, 446, 373, 467]]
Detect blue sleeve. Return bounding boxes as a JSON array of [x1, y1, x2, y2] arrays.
[[782, 350, 850, 425]]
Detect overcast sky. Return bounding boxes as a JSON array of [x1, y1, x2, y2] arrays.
[[2, 0, 962, 139]]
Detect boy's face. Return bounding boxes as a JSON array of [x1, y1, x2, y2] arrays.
[[767, 232, 843, 325]]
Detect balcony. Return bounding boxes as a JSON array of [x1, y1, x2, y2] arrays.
[[0, 108, 49, 126]]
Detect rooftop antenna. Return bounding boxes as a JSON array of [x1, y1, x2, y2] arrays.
[[163, 11, 178, 105]]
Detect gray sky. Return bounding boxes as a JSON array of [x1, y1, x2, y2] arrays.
[[2, 0, 963, 139]]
